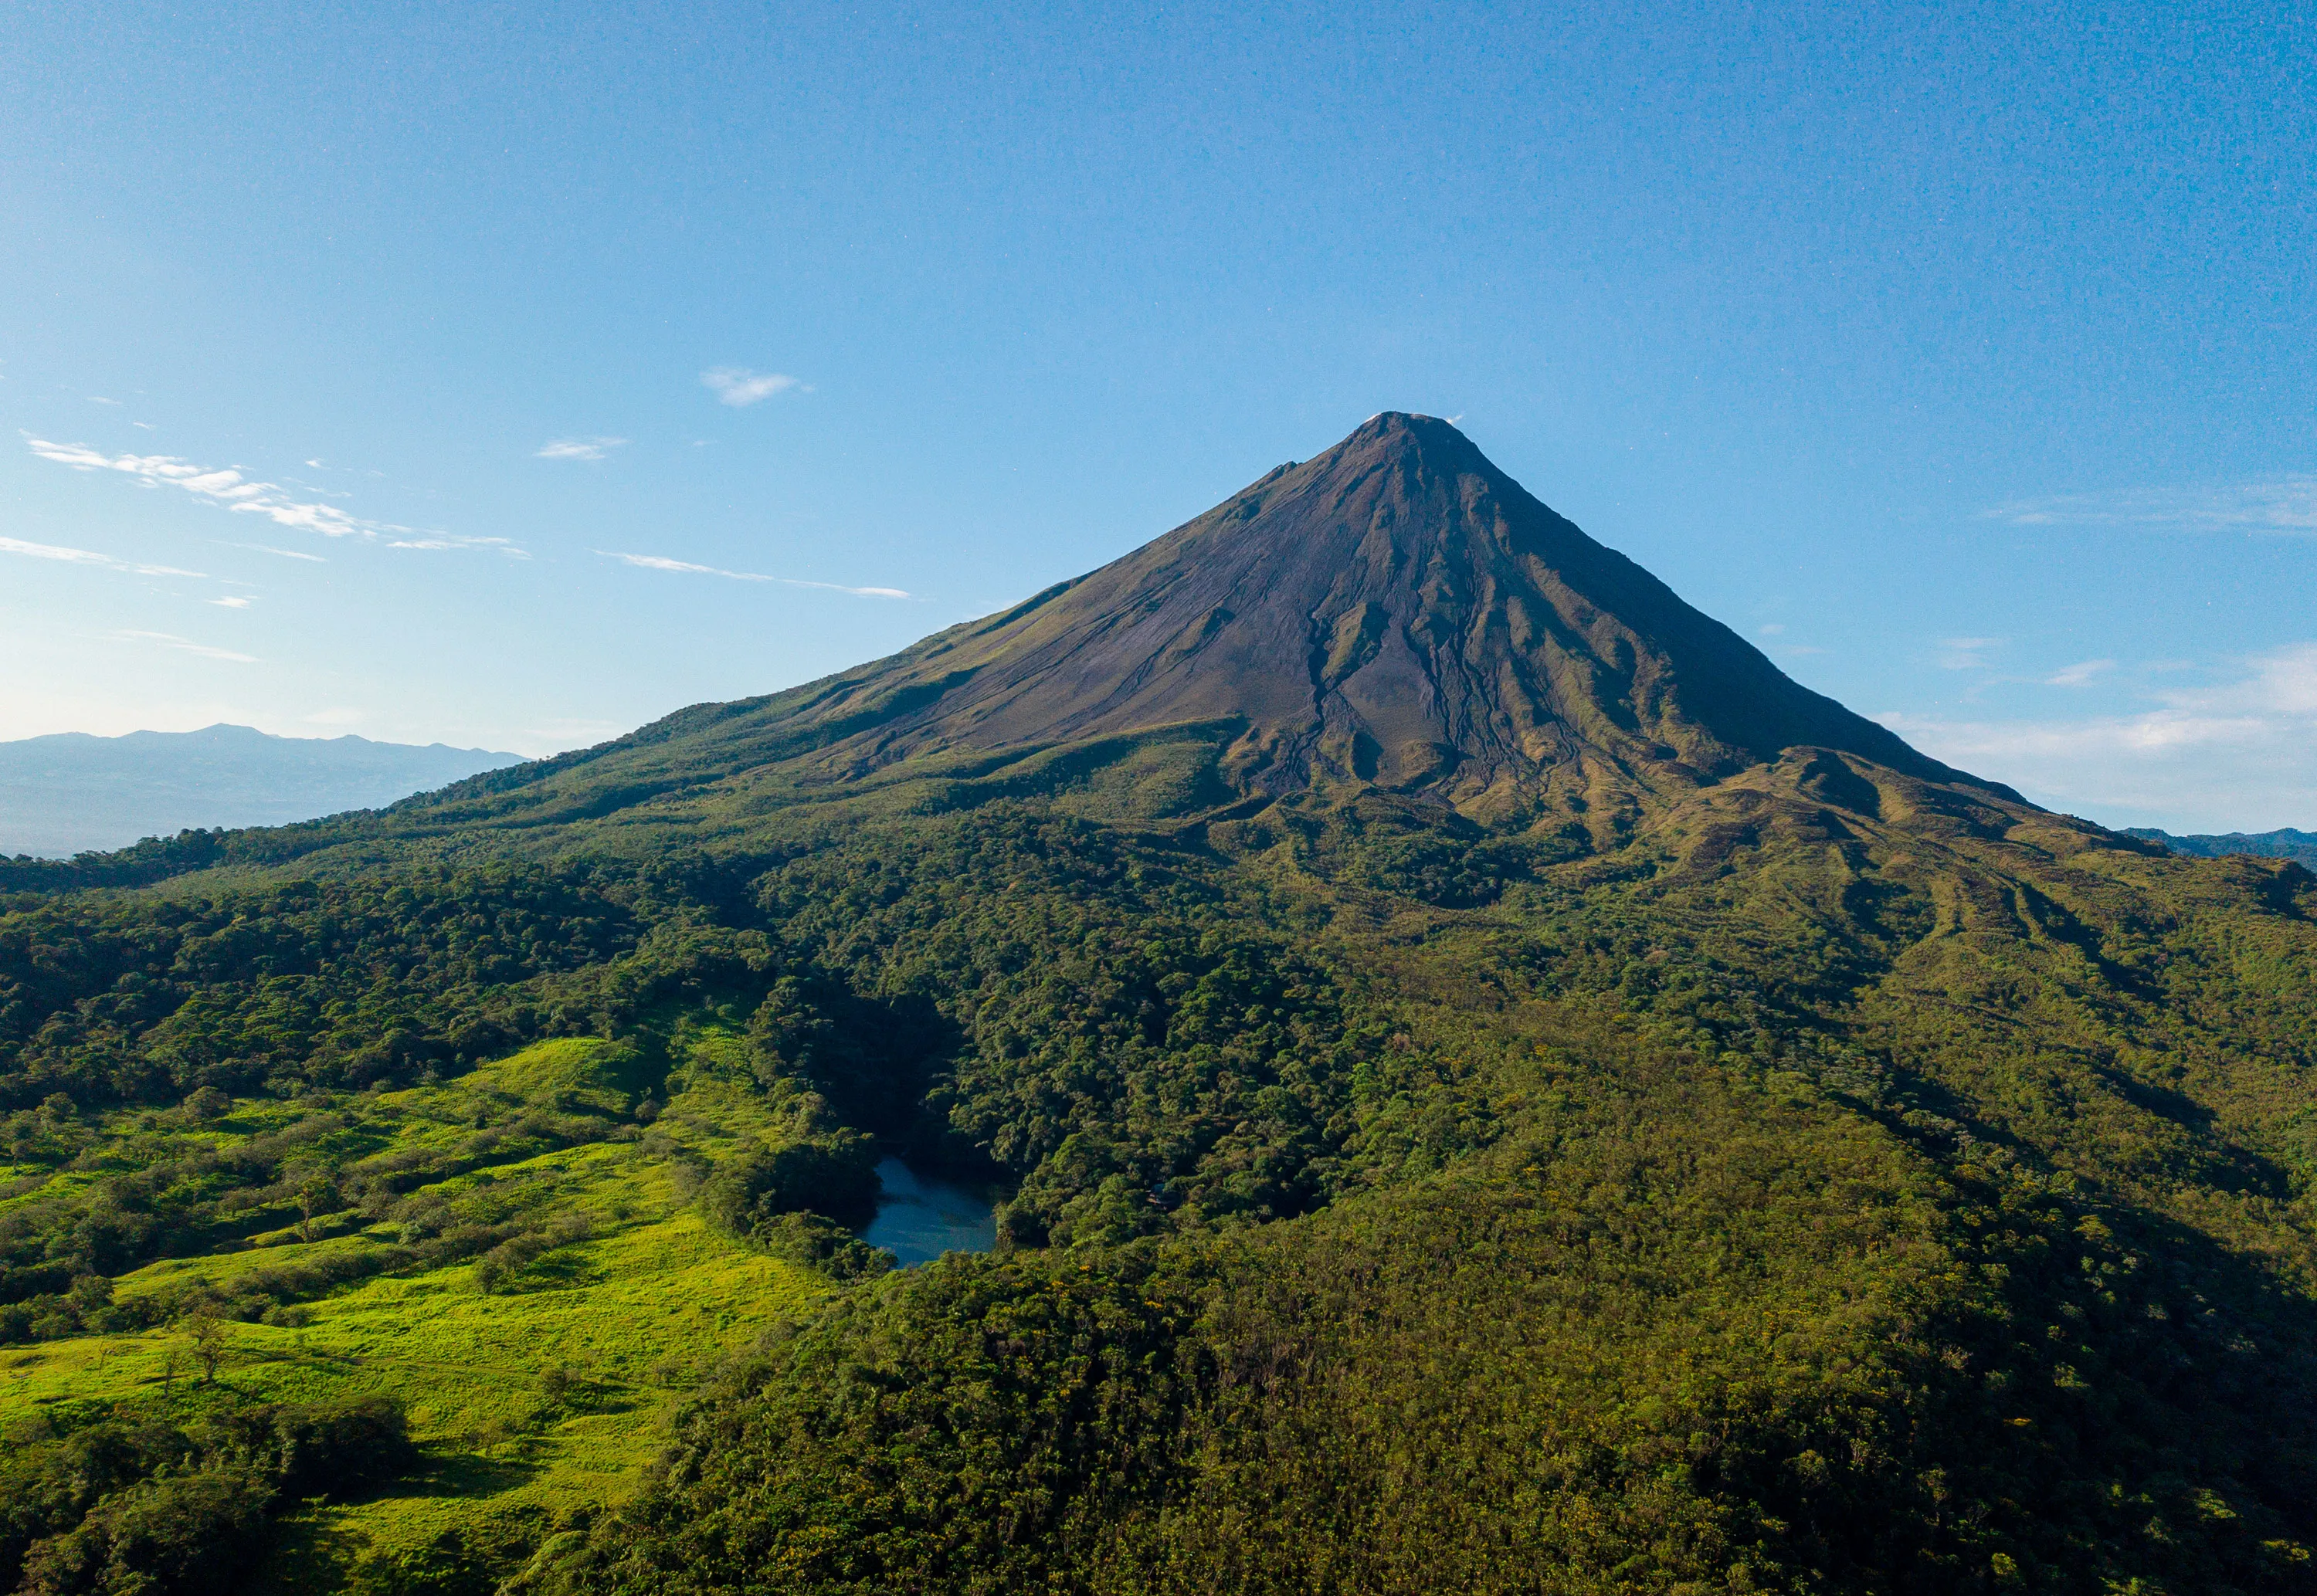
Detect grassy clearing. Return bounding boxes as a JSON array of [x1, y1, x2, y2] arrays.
[[0, 1028, 830, 1588]]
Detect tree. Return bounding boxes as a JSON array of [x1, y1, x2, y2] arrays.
[[185, 1310, 228, 1385], [282, 1154, 335, 1243]]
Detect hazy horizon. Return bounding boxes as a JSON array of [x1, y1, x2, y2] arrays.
[[0, 721, 524, 856]]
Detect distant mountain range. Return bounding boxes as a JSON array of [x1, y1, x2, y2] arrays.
[[2126, 827, 2317, 867], [0, 723, 523, 857]]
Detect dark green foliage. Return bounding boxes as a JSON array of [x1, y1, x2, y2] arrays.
[[0, 865, 646, 1107], [8, 780, 2317, 1591], [742, 972, 945, 1136], [755, 808, 1373, 1244], [514, 1247, 1213, 1596], [701, 1132, 882, 1235], [2, 829, 243, 896], [15, 1463, 276, 1596], [0, 1396, 412, 1595], [747, 1211, 894, 1281], [495, 790, 2317, 1594], [522, 992, 2317, 1596]]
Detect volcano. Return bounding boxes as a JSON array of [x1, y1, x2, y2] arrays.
[[415, 412, 2009, 840]]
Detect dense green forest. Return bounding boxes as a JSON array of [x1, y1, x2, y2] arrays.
[[6, 417, 2315, 1593], [6, 780, 2315, 1593]]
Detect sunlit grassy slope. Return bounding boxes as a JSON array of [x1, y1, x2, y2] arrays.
[[0, 1032, 830, 1589]]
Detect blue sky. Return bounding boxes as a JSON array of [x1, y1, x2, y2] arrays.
[[2, 1, 2311, 832]]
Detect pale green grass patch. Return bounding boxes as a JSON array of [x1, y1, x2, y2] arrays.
[[1, 1023, 829, 1588]]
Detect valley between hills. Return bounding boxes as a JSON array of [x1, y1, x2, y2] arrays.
[[3, 415, 2313, 1595]]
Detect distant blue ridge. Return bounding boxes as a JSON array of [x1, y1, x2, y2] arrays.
[[0, 723, 522, 858], [2124, 826, 2317, 869]]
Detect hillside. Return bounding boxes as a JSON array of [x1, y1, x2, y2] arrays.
[[3, 416, 2314, 1595], [0, 723, 521, 859]]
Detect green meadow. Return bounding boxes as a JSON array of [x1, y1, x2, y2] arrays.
[[0, 1032, 831, 1591]]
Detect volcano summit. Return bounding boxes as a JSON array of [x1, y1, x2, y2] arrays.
[[714, 412, 1985, 795]]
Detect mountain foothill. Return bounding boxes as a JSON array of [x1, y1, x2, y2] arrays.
[[2, 415, 2312, 1595]]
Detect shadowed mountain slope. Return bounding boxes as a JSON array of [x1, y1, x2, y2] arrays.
[[741, 412, 1988, 795], [375, 413, 2006, 842]]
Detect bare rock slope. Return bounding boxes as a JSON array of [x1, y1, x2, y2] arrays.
[[434, 413, 2007, 833]]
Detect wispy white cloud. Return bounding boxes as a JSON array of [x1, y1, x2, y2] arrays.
[[1987, 476, 2317, 536], [0, 534, 205, 578], [2045, 659, 2115, 687], [701, 368, 803, 407], [1937, 637, 2003, 671], [536, 436, 629, 462], [1882, 642, 2317, 831], [224, 542, 327, 563], [1757, 622, 1786, 635], [595, 550, 907, 599], [208, 595, 254, 609], [111, 629, 259, 663], [26, 436, 524, 556]]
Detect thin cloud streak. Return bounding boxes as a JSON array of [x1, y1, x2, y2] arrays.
[[596, 550, 908, 598], [0, 534, 205, 578], [1987, 476, 2317, 536], [110, 629, 259, 663], [26, 437, 524, 556], [224, 543, 327, 562], [2046, 659, 2116, 687], [701, 368, 802, 407], [537, 437, 629, 461], [1937, 637, 2003, 671]]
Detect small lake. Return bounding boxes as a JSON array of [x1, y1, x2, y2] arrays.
[[862, 1157, 998, 1266]]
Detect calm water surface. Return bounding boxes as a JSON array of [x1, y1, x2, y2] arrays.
[[862, 1157, 997, 1265]]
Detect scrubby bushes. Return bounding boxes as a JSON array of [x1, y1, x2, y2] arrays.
[[473, 1214, 595, 1293], [1, 1205, 589, 1346]]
